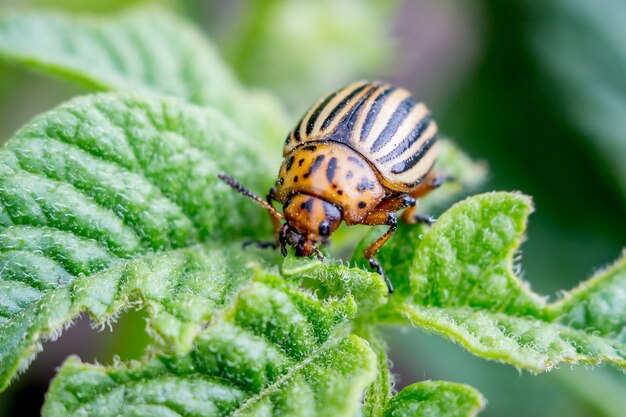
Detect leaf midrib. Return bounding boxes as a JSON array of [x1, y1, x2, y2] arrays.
[[229, 336, 344, 416]]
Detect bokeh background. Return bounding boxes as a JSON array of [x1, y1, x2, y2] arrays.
[[0, 0, 624, 416]]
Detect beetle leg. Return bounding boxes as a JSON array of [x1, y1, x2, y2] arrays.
[[265, 186, 284, 238], [242, 239, 277, 249], [266, 187, 279, 205], [401, 171, 453, 224], [411, 214, 435, 226], [409, 171, 454, 199], [361, 210, 398, 294], [369, 257, 393, 294], [375, 194, 416, 212], [278, 224, 289, 257]]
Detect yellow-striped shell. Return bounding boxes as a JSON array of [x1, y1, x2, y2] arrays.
[[283, 81, 438, 192]]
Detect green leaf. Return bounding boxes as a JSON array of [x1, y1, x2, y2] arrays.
[[281, 255, 389, 319], [405, 192, 545, 315], [0, 93, 276, 391], [383, 381, 485, 417], [376, 192, 626, 372], [42, 273, 377, 417], [0, 6, 288, 148], [400, 304, 625, 373], [359, 327, 393, 417], [547, 253, 626, 342]]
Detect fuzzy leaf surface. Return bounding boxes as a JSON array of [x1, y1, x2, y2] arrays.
[[0, 6, 287, 146], [42, 274, 377, 417], [0, 93, 274, 390], [280, 255, 389, 319], [548, 253, 626, 343], [376, 192, 626, 371], [383, 381, 485, 417], [359, 327, 393, 417]]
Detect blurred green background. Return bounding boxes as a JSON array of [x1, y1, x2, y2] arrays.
[[0, 0, 624, 416]]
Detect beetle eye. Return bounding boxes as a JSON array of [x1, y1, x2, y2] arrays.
[[318, 221, 331, 237]]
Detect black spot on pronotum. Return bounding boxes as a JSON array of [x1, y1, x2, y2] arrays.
[[303, 155, 325, 178], [298, 158, 305, 167], [338, 190, 343, 195], [286, 156, 295, 171], [294, 175, 299, 183], [358, 201, 367, 209], [326, 157, 337, 182], [301, 198, 314, 213], [348, 156, 364, 167], [318, 221, 331, 237], [356, 177, 375, 192]]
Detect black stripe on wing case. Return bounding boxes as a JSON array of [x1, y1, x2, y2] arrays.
[[291, 114, 306, 143], [340, 85, 379, 129], [377, 115, 432, 164], [369, 97, 416, 153], [390, 135, 438, 174], [359, 87, 396, 142], [321, 84, 368, 130], [306, 92, 338, 135]]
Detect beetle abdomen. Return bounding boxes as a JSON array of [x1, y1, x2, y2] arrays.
[[275, 142, 385, 224], [283, 81, 438, 192]]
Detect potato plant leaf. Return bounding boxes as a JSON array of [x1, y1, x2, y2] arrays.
[[383, 381, 485, 417], [42, 273, 377, 417], [375, 192, 626, 372], [0, 93, 276, 391], [0, 6, 288, 148], [281, 255, 389, 319], [547, 253, 626, 342], [359, 327, 393, 417]]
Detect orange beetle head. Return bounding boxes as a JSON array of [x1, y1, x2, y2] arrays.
[[280, 194, 342, 258]]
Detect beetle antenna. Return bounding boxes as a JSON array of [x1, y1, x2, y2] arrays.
[[218, 173, 284, 220]]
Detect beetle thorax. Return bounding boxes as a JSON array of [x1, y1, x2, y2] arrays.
[[275, 142, 386, 224], [283, 194, 342, 244]]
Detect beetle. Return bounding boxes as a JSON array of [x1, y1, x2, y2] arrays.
[[218, 80, 449, 293]]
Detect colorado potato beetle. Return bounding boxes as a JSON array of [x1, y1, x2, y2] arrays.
[[219, 80, 449, 293]]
